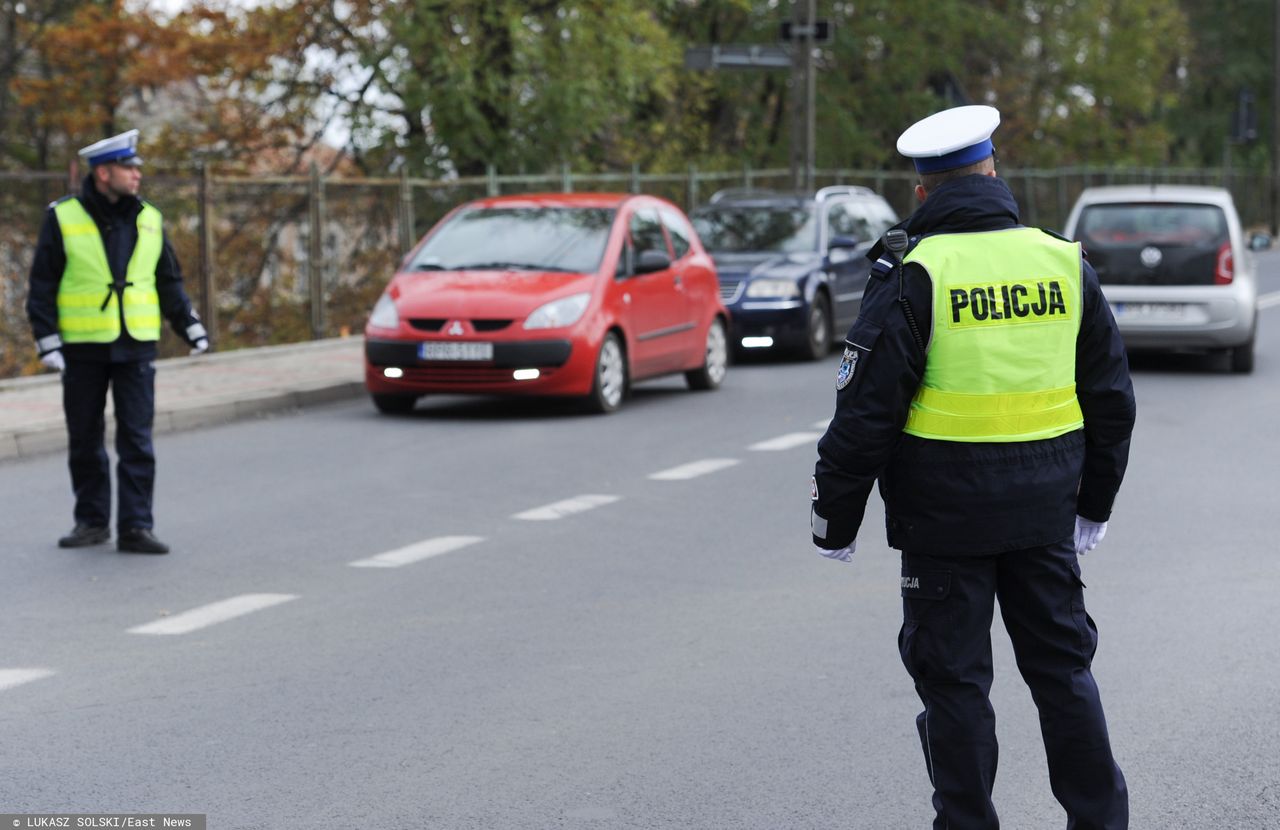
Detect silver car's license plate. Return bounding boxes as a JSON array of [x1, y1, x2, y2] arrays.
[[419, 341, 494, 361], [1111, 302, 1185, 321]]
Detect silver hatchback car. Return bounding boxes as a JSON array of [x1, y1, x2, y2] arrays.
[[1063, 185, 1263, 373]]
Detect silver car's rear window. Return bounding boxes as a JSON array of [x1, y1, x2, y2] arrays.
[[1075, 202, 1230, 286], [1078, 203, 1228, 248]]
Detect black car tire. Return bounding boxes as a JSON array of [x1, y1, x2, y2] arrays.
[[1230, 333, 1256, 374], [685, 317, 729, 391], [371, 393, 417, 415], [800, 291, 832, 361], [585, 332, 627, 414]]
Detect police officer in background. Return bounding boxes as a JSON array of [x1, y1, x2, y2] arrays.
[[810, 106, 1135, 829], [26, 129, 208, 555]]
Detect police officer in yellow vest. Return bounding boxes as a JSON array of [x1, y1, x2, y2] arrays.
[[26, 129, 208, 555], [811, 106, 1135, 829]]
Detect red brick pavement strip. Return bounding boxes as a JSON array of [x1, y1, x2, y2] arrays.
[[0, 337, 366, 462]]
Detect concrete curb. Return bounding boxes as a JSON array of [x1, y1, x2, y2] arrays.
[[0, 337, 366, 464], [0, 336, 361, 393], [0, 381, 367, 464]]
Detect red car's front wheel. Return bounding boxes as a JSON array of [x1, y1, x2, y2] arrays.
[[585, 332, 627, 413]]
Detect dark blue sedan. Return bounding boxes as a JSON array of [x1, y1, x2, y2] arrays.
[[691, 186, 899, 360]]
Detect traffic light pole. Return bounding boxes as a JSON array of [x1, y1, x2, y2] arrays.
[[789, 0, 817, 194]]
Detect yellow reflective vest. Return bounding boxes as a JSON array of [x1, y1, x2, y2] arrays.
[[902, 227, 1084, 442], [54, 198, 163, 343]]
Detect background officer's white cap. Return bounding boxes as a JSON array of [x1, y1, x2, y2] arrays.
[[896, 105, 1000, 174], [78, 129, 143, 167]]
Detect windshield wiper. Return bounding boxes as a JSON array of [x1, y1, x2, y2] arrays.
[[449, 261, 576, 272], [447, 261, 536, 270], [411, 261, 447, 271]]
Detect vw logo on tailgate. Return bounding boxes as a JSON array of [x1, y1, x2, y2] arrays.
[[1139, 246, 1162, 268]]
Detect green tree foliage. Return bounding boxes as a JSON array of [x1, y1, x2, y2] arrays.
[[801, 0, 1188, 171], [1170, 0, 1273, 167], [0, 0, 1256, 177], [329, 1, 685, 176], [656, 0, 791, 170]]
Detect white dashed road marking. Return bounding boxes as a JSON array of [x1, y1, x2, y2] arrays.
[[514, 495, 619, 521], [648, 458, 740, 481], [1259, 290, 1280, 310], [811, 419, 830, 430], [350, 535, 485, 568], [749, 432, 823, 451], [0, 668, 55, 692], [128, 593, 298, 636]]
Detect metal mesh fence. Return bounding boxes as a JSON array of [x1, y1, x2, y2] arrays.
[[208, 176, 312, 347], [2, 164, 1276, 378], [2, 171, 77, 378]]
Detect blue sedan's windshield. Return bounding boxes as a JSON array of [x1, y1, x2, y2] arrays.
[[691, 206, 817, 254], [410, 207, 615, 273]]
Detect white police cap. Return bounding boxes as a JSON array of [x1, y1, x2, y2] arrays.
[[896, 105, 1000, 174], [78, 129, 142, 167]]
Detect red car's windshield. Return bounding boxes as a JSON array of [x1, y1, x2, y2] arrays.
[[410, 207, 616, 273]]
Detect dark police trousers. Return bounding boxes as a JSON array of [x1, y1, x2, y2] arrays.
[[899, 538, 1128, 830], [62, 359, 156, 531]]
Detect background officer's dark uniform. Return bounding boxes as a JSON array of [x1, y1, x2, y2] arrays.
[[812, 174, 1136, 829], [26, 176, 203, 535]]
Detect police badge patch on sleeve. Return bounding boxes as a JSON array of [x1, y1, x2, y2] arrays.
[[836, 347, 859, 390]]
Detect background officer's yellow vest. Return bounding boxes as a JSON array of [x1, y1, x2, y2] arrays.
[[902, 228, 1084, 442], [54, 198, 163, 343]]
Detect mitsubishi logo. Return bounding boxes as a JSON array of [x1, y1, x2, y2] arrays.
[[447, 321, 464, 336]]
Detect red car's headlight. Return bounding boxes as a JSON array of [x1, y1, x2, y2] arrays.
[[370, 293, 399, 328], [524, 292, 591, 330]]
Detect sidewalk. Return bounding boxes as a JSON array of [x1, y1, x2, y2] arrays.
[[0, 337, 365, 462]]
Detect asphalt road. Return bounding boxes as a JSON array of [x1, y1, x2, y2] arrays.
[[2, 259, 1279, 828]]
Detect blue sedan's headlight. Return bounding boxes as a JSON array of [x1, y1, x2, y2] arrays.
[[370, 293, 399, 328], [524, 292, 591, 330], [745, 278, 801, 299]]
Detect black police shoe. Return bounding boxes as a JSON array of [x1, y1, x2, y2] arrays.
[[58, 524, 111, 548], [117, 528, 170, 555]]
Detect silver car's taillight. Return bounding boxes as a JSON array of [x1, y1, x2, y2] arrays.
[[1214, 242, 1233, 285]]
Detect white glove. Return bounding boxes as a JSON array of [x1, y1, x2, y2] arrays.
[[815, 541, 856, 563], [40, 350, 66, 372], [1074, 516, 1108, 555], [190, 338, 209, 355]]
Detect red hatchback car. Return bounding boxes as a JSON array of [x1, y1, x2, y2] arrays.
[[364, 193, 729, 413]]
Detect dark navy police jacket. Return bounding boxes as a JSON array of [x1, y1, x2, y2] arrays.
[[812, 175, 1136, 555], [26, 176, 202, 363]]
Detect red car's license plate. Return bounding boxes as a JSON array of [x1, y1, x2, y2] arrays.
[[419, 342, 494, 361]]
